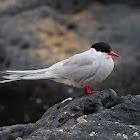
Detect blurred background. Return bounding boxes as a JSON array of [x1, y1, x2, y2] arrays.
[[0, 0, 140, 127]]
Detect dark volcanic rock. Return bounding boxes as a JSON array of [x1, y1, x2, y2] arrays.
[[0, 0, 139, 17], [0, 0, 93, 15], [0, 89, 140, 140]]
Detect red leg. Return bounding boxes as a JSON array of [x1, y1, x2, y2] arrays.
[[86, 85, 96, 94]]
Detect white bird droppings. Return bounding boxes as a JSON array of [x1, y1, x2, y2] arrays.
[[61, 97, 72, 103]]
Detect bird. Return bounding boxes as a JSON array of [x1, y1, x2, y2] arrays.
[[0, 42, 120, 94]]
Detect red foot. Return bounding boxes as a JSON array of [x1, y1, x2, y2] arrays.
[[86, 85, 96, 94]]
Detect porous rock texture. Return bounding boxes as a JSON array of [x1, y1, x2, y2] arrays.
[[0, 89, 140, 140]]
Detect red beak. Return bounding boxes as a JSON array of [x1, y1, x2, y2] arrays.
[[108, 51, 120, 57]]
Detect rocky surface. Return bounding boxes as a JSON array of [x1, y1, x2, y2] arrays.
[[0, 0, 139, 16], [0, 89, 140, 140], [0, 0, 93, 15], [0, 0, 140, 126]]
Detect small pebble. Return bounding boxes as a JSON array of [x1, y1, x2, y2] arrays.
[[116, 133, 121, 137], [133, 132, 139, 137], [15, 137, 23, 140], [77, 116, 87, 123], [58, 129, 63, 132], [129, 125, 137, 129], [71, 113, 75, 116], [123, 134, 128, 139], [89, 131, 97, 136]]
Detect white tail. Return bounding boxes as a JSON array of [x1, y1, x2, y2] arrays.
[[0, 69, 55, 83]]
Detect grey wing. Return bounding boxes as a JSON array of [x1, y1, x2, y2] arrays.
[[48, 53, 101, 82]]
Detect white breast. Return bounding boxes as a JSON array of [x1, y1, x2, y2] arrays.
[[89, 56, 114, 85]]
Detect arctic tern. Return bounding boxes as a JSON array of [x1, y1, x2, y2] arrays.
[[0, 42, 120, 94]]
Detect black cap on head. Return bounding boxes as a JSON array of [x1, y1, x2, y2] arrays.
[[91, 42, 112, 53]]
